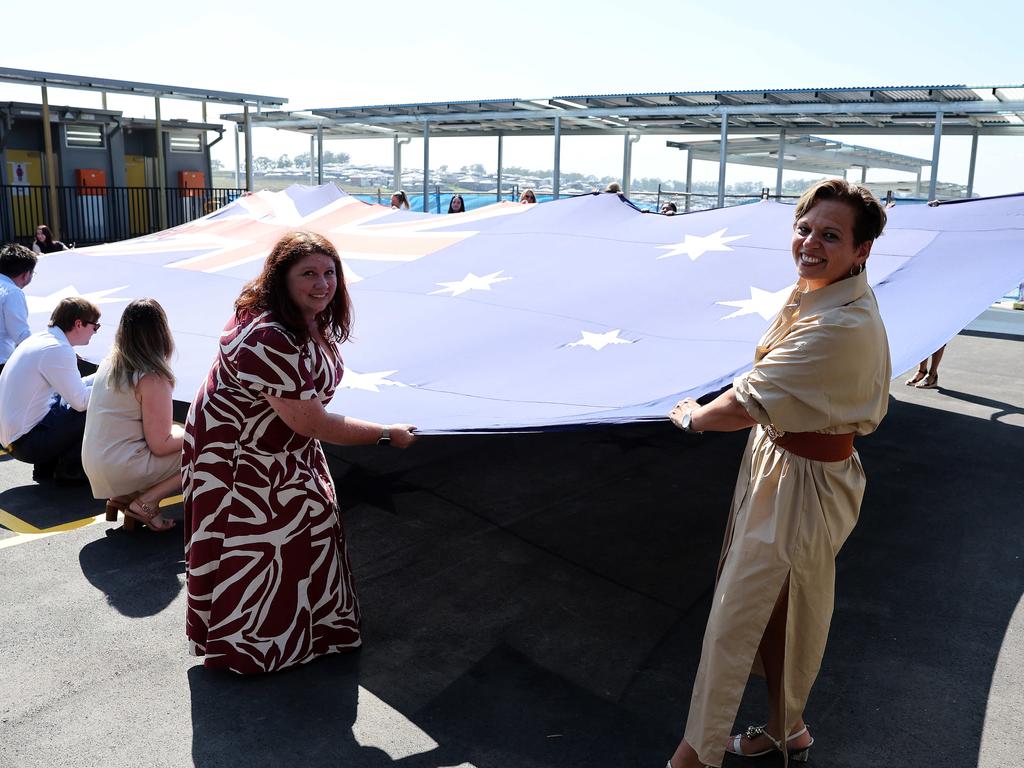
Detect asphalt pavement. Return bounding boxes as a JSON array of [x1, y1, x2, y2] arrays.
[[0, 310, 1021, 768]]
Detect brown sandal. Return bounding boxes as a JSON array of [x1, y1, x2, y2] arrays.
[[104, 499, 138, 531], [124, 499, 176, 532]]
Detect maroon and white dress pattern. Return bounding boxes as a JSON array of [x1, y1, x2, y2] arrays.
[[183, 311, 361, 674]]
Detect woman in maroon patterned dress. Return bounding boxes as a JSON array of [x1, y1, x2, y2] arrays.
[[183, 231, 417, 675]]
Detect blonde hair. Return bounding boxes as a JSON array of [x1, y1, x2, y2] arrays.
[[108, 298, 175, 391]]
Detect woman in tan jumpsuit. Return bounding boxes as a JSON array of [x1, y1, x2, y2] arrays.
[[665, 179, 891, 767]]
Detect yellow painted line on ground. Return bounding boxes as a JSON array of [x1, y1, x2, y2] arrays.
[[0, 512, 106, 549], [0, 493, 185, 549]]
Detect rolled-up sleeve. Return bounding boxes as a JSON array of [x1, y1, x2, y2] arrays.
[[732, 321, 849, 433], [41, 346, 91, 411]]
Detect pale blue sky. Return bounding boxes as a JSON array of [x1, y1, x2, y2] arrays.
[[3, 0, 1023, 191]]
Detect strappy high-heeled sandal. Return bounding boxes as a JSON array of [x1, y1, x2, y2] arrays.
[[915, 371, 939, 389], [124, 499, 176, 532], [105, 499, 137, 531], [905, 367, 928, 386], [725, 724, 814, 761]]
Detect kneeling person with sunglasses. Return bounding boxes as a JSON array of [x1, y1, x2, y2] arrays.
[[0, 297, 100, 483]]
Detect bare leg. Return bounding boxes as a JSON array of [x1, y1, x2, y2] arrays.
[[667, 739, 704, 768], [905, 359, 928, 385], [729, 579, 812, 754], [916, 346, 945, 388]]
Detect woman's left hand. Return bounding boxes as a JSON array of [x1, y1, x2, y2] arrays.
[[669, 398, 699, 430]]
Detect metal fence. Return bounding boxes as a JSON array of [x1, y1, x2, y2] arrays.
[[0, 185, 245, 247], [352, 185, 799, 214]]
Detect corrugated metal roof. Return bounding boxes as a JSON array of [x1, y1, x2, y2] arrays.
[[0, 67, 286, 108], [221, 84, 1024, 140]]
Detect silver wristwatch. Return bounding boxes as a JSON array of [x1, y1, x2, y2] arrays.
[[376, 427, 391, 446], [681, 409, 702, 434]]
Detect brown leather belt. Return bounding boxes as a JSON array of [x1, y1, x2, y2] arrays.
[[772, 430, 855, 462]]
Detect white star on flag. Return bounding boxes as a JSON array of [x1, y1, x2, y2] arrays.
[[656, 228, 749, 261], [26, 285, 132, 315], [430, 270, 513, 296], [566, 329, 635, 351], [340, 369, 407, 393], [716, 285, 793, 320]]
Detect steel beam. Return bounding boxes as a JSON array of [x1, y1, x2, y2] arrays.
[[775, 128, 786, 200], [553, 116, 561, 199], [39, 86, 61, 239], [717, 111, 728, 208], [422, 121, 430, 212], [244, 105, 253, 191], [496, 134, 503, 201], [928, 111, 943, 200], [317, 125, 324, 185], [966, 131, 979, 198], [234, 124, 241, 188], [155, 95, 167, 230], [685, 151, 693, 213]]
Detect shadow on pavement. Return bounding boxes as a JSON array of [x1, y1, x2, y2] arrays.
[[189, 653, 466, 768], [78, 524, 185, 617], [178, 396, 1020, 767]]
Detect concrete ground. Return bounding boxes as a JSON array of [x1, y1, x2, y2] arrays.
[[0, 308, 1021, 768]]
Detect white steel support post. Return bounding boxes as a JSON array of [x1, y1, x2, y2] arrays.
[[717, 111, 729, 208], [622, 133, 631, 195], [915, 169, 922, 197], [860, 166, 867, 183], [622, 134, 640, 197], [966, 131, 979, 198], [244, 105, 254, 192], [928, 110, 943, 201], [393, 135, 402, 191], [775, 128, 786, 200], [422, 121, 430, 212], [316, 126, 324, 185], [234, 124, 241, 189], [309, 136, 315, 185], [553, 116, 561, 200], [155, 95, 167, 231], [685, 151, 694, 213], [496, 134, 504, 201]]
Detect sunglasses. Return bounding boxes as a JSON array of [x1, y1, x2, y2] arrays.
[[85, 320, 101, 330]]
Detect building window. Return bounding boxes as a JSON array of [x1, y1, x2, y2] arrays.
[[65, 124, 105, 149], [170, 133, 203, 153]]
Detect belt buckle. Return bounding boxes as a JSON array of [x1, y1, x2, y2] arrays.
[[765, 424, 786, 442]]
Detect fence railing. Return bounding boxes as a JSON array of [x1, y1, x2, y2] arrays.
[[0, 185, 246, 247]]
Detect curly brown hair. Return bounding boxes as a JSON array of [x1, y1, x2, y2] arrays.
[[234, 231, 352, 344]]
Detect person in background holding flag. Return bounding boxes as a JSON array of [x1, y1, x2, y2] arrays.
[[82, 298, 182, 532], [390, 190, 411, 209], [32, 224, 68, 254], [0, 243, 37, 376], [182, 231, 417, 675], [0, 297, 100, 484], [665, 179, 890, 768]]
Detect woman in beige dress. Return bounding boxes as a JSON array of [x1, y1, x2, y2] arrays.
[[665, 179, 891, 767], [82, 298, 182, 532]]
